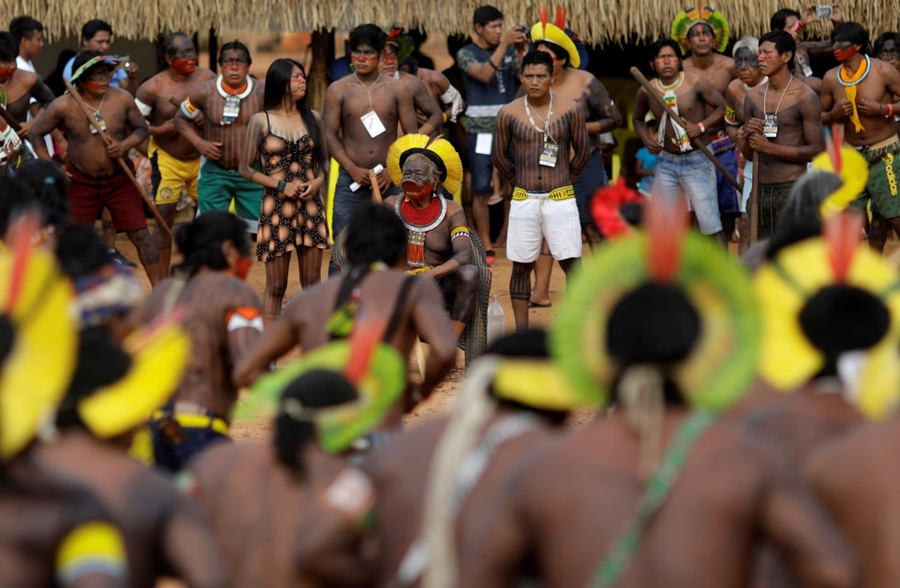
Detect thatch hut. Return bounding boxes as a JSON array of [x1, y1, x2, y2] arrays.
[[15, 0, 900, 44]]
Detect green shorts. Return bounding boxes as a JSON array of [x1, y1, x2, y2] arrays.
[[857, 136, 900, 219], [197, 159, 263, 231]]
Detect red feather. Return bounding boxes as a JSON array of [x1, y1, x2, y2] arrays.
[[555, 7, 568, 28], [824, 212, 862, 283], [343, 312, 387, 386], [645, 193, 689, 283], [590, 177, 643, 240], [387, 27, 403, 41], [539, 7, 550, 31], [831, 123, 844, 172], [6, 211, 40, 314]]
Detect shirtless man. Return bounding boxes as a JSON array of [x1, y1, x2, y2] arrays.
[[680, 14, 742, 239], [136, 32, 215, 275], [383, 134, 477, 337], [324, 24, 418, 273], [875, 32, 900, 132], [0, 231, 130, 588], [30, 50, 161, 285], [378, 33, 443, 136], [0, 31, 54, 162], [135, 211, 264, 471], [400, 56, 466, 124], [460, 207, 855, 588], [806, 409, 900, 586], [771, 6, 846, 94], [186, 339, 401, 587], [633, 39, 726, 240], [741, 30, 824, 239], [33, 317, 226, 588], [493, 51, 590, 332], [233, 205, 457, 425], [367, 330, 579, 588], [821, 22, 900, 253], [175, 40, 265, 233], [725, 37, 768, 252]]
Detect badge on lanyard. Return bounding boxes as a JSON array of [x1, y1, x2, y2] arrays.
[[360, 110, 387, 138], [539, 139, 559, 167], [763, 114, 778, 139], [222, 95, 241, 125], [91, 112, 108, 135]]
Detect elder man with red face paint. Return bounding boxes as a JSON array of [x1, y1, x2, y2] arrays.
[[30, 50, 161, 285], [136, 32, 214, 276], [822, 22, 900, 254], [135, 211, 263, 472]]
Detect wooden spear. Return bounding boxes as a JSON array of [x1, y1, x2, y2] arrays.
[[63, 77, 172, 239], [630, 66, 742, 192], [749, 153, 760, 243], [369, 169, 383, 204]]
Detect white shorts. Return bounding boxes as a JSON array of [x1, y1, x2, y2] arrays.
[[507, 188, 582, 263]]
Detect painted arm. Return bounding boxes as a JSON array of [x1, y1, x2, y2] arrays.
[[586, 77, 622, 134], [694, 76, 726, 135], [232, 310, 299, 388], [29, 98, 64, 160], [568, 107, 591, 179], [409, 75, 443, 136], [491, 109, 516, 184], [175, 86, 222, 160], [410, 278, 457, 399], [425, 208, 473, 279]]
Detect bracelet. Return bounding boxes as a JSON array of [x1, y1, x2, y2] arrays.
[[698, 122, 706, 134], [887, 104, 895, 119], [442, 112, 449, 123], [276, 180, 287, 193]]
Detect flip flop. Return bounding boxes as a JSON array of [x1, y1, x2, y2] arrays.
[[529, 301, 552, 308]]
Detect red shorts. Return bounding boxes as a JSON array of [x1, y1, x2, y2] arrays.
[[66, 163, 147, 232]]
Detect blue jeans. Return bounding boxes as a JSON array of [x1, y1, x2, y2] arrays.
[[573, 149, 608, 226], [151, 422, 229, 472], [466, 133, 495, 195], [653, 150, 722, 235]]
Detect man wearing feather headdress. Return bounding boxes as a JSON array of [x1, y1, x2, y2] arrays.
[[379, 29, 444, 136]]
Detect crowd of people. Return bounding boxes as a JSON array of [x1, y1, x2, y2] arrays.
[[2, 2, 900, 586]]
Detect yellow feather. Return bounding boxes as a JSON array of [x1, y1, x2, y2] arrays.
[[813, 147, 869, 219]]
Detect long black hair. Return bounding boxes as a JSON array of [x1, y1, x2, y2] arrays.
[[173, 211, 249, 277], [263, 58, 326, 171]]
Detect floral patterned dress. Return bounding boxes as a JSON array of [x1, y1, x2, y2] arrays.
[[256, 112, 328, 262]]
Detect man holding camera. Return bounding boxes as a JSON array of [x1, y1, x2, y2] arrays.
[[457, 5, 527, 266]]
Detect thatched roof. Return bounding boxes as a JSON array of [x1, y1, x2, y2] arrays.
[[21, 0, 900, 44]]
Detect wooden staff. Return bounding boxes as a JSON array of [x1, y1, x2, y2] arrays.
[[630, 66, 742, 192], [749, 152, 760, 243], [369, 169, 383, 204], [63, 77, 172, 239]]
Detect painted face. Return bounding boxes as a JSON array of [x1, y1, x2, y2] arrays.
[[84, 31, 112, 53], [535, 43, 563, 72], [0, 61, 16, 82], [734, 47, 760, 84], [169, 37, 198, 75], [687, 23, 715, 55], [522, 63, 552, 98], [81, 66, 113, 92], [289, 65, 307, 101], [350, 44, 379, 75], [833, 40, 860, 63], [218, 48, 249, 86], [379, 44, 399, 76], [401, 157, 438, 200], [757, 41, 786, 75], [652, 46, 681, 80], [477, 19, 504, 47], [878, 40, 900, 70]]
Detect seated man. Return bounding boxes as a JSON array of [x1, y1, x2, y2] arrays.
[[384, 133, 479, 337]]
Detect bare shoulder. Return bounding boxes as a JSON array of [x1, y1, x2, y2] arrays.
[[822, 66, 839, 82], [499, 97, 523, 114], [805, 420, 895, 486], [727, 78, 742, 95], [363, 417, 448, 481], [194, 67, 216, 82], [252, 78, 265, 97], [716, 54, 735, 68], [190, 440, 259, 487], [108, 86, 136, 105], [554, 95, 579, 113], [19, 69, 37, 87], [445, 199, 465, 217], [383, 194, 399, 208]]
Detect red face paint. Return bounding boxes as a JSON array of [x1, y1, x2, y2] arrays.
[[833, 46, 859, 63], [232, 256, 253, 281], [82, 81, 106, 92], [0, 67, 16, 82], [171, 58, 197, 75], [401, 179, 435, 201]]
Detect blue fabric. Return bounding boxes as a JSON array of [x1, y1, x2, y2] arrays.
[[456, 43, 518, 134], [63, 55, 129, 88], [715, 147, 740, 214], [466, 133, 496, 195], [635, 147, 659, 195], [151, 422, 230, 472], [573, 149, 607, 225], [654, 150, 722, 235]]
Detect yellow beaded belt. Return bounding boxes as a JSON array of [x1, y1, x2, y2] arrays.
[[512, 185, 575, 201]]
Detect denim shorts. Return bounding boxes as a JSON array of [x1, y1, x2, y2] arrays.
[[653, 150, 722, 235], [466, 133, 495, 196]]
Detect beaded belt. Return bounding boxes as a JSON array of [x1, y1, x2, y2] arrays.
[[512, 185, 575, 201]]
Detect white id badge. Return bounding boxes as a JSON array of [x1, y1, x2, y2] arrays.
[[539, 141, 559, 167], [222, 95, 241, 124], [763, 114, 778, 139], [360, 110, 387, 138], [475, 133, 493, 155]]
